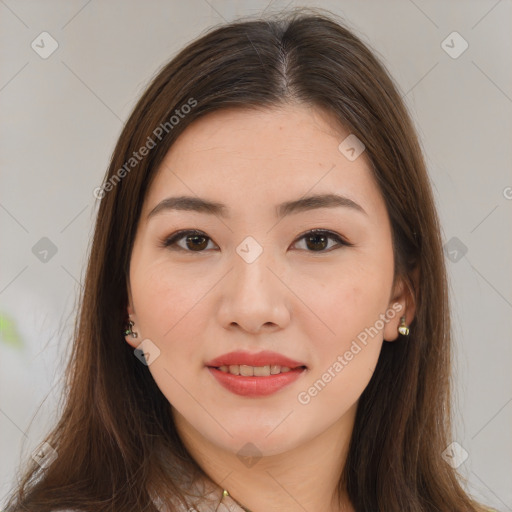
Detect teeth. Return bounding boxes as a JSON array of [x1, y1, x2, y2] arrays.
[[239, 365, 253, 376], [253, 365, 270, 376], [216, 365, 296, 376], [270, 365, 281, 375]]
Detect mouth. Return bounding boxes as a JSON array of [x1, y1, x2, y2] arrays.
[[205, 351, 308, 397], [211, 364, 307, 376]]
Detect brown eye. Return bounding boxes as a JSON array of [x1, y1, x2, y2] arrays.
[[292, 229, 351, 252], [184, 233, 209, 251], [305, 232, 329, 251], [163, 230, 216, 252], [162, 229, 351, 254]]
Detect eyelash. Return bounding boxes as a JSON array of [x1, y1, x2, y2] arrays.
[[160, 228, 353, 253]]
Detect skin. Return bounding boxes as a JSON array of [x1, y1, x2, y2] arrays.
[[125, 104, 415, 511]]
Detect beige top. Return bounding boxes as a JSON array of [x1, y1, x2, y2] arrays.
[[151, 475, 247, 512]]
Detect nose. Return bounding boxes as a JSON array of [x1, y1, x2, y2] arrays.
[[216, 246, 291, 334]]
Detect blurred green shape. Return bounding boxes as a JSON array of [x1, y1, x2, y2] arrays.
[[0, 311, 24, 349]]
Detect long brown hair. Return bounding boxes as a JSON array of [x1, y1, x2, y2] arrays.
[[4, 8, 489, 512]]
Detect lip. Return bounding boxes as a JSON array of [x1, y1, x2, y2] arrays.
[[205, 351, 307, 397], [208, 367, 306, 397], [205, 350, 306, 369]]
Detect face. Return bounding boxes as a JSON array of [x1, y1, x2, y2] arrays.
[[125, 104, 408, 458]]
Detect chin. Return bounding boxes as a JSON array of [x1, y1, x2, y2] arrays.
[[207, 420, 308, 458]]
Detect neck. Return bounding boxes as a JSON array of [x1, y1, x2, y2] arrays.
[[173, 405, 357, 512]]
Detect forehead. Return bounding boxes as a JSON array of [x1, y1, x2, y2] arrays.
[[165, 104, 351, 168], [144, 105, 383, 218]]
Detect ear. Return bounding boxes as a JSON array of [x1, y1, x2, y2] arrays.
[[383, 266, 419, 342], [124, 281, 139, 349]]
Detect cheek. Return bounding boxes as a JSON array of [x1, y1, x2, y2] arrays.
[[131, 260, 213, 361], [290, 253, 394, 405], [294, 284, 387, 418], [291, 258, 393, 348], [130, 261, 216, 414]]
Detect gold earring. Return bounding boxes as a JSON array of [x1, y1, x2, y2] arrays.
[[398, 316, 410, 336], [124, 319, 138, 338]]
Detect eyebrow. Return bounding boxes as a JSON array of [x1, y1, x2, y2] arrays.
[[147, 193, 367, 220]]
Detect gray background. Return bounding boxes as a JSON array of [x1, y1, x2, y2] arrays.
[[1, 0, 511, 510]]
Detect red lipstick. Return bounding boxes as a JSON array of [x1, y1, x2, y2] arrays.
[[205, 350, 305, 369], [205, 350, 307, 397]]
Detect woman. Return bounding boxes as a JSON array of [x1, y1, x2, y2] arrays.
[[4, 8, 493, 512]]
